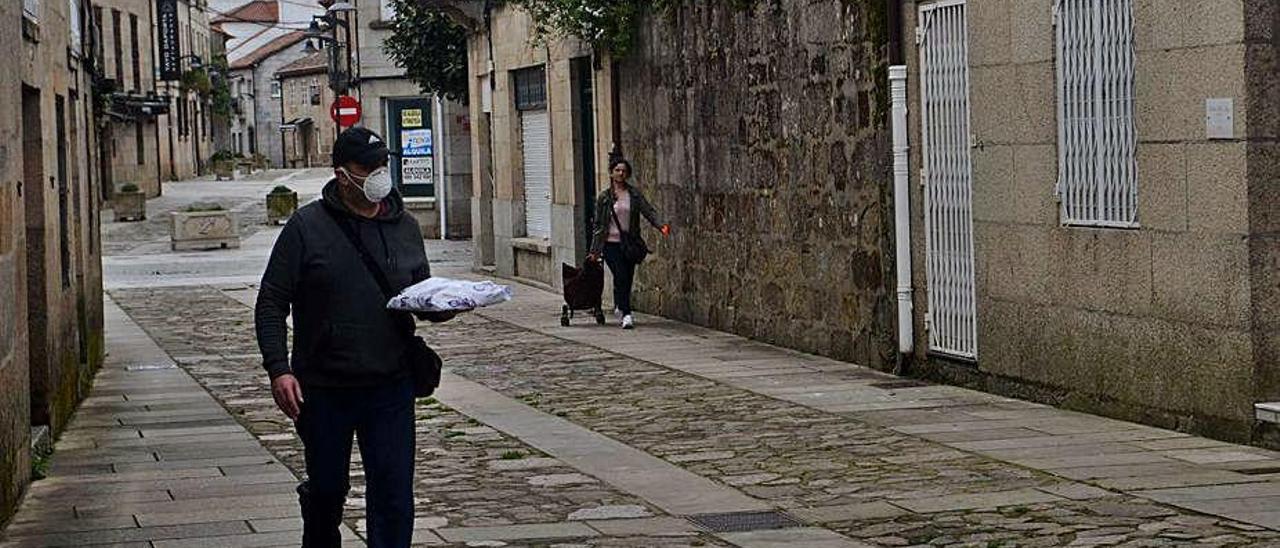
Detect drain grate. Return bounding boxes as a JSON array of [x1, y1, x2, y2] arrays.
[[686, 511, 803, 533], [870, 380, 929, 390]]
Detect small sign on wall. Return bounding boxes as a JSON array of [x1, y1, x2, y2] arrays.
[[1206, 98, 1234, 140], [401, 109, 424, 128], [402, 156, 434, 186], [401, 128, 432, 156]]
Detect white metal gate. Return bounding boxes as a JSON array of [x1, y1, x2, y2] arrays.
[[919, 0, 977, 359], [521, 110, 552, 239]]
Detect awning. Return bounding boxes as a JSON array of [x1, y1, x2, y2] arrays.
[[109, 92, 172, 119], [279, 117, 313, 131]]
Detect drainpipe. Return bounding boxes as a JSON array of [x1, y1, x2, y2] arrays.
[[890, 65, 912, 356], [436, 95, 447, 240], [888, 0, 912, 357]]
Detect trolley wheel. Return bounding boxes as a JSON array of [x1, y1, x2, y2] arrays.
[[560, 306, 571, 327], [594, 308, 606, 325]]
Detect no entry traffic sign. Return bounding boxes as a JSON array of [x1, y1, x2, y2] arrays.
[[330, 96, 362, 128]]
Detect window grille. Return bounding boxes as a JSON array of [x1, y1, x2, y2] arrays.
[[514, 66, 547, 111], [1054, 0, 1138, 227]]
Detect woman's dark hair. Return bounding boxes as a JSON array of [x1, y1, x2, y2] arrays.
[[608, 158, 632, 176]]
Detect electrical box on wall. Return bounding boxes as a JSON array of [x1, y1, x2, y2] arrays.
[[1206, 98, 1234, 140]]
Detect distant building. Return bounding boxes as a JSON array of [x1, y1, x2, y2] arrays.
[[348, 0, 472, 239], [227, 31, 309, 167], [276, 51, 336, 168]]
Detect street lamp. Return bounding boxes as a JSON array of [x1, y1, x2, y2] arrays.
[[178, 54, 204, 70]]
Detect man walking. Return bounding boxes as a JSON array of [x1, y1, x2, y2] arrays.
[[255, 127, 449, 547]]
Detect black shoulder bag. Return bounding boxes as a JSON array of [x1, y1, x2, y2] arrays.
[[323, 205, 442, 397], [610, 200, 650, 264]]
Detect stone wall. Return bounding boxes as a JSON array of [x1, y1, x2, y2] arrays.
[[1245, 0, 1280, 419], [618, 1, 897, 369], [0, 0, 31, 523], [904, 0, 1268, 440], [4, 0, 107, 523]]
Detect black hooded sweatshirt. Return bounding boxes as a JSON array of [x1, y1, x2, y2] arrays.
[[255, 180, 430, 387]]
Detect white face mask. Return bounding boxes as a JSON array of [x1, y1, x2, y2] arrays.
[[342, 167, 393, 203]]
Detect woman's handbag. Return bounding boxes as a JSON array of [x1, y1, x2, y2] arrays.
[[610, 206, 650, 264]]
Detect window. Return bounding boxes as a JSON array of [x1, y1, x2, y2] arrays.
[[1055, 0, 1138, 227], [129, 14, 140, 91], [69, 0, 82, 56], [249, 126, 257, 154], [514, 66, 547, 111], [55, 94, 70, 288], [177, 97, 187, 138], [309, 80, 320, 105], [92, 6, 102, 65], [135, 122, 144, 165], [271, 80, 281, 98], [23, 0, 39, 23], [111, 10, 122, 86]]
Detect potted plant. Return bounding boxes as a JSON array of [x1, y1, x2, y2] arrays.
[[170, 202, 241, 251], [266, 185, 299, 225], [113, 183, 146, 222], [211, 151, 236, 181]]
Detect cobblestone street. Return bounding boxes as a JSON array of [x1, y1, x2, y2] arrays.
[[8, 169, 1280, 547], [102, 284, 1280, 547]]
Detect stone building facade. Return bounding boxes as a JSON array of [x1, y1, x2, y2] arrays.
[[896, 0, 1280, 442], [276, 52, 336, 168], [228, 32, 309, 168], [441, 2, 623, 285], [442, 0, 1280, 442], [4, 0, 106, 522], [618, 2, 897, 368], [352, 0, 472, 239], [93, 0, 166, 197], [156, 0, 216, 181]]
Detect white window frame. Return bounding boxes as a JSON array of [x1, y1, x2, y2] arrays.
[[24, 0, 40, 23], [68, 0, 82, 56], [270, 80, 282, 98], [1054, 0, 1138, 228]]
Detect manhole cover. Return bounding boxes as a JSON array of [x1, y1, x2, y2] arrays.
[[686, 511, 803, 533], [869, 380, 929, 390]]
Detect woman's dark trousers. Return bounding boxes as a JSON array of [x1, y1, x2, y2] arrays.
[[603, 242, 636, 315], [296, 379, 415, 548]]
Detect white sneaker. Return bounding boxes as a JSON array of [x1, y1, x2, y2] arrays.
[[612, 307, 621, 318], [621, 314, 634, 329]]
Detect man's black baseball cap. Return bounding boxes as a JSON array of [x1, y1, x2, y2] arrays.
[[331, 126, 392, 168]]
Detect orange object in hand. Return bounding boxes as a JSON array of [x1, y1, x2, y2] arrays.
[[660, 224, 671, 237]]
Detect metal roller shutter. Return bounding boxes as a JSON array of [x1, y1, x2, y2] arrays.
[[521, 110, 552, 239]]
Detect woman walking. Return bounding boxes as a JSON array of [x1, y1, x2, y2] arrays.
[[588, 158, 670, 329]]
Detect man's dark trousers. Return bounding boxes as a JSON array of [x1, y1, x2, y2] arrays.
[[296, 379, 415, 548]]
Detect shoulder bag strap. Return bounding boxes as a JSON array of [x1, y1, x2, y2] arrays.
[[322, 203, 397, 301], [609, 193, 629, 236]]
